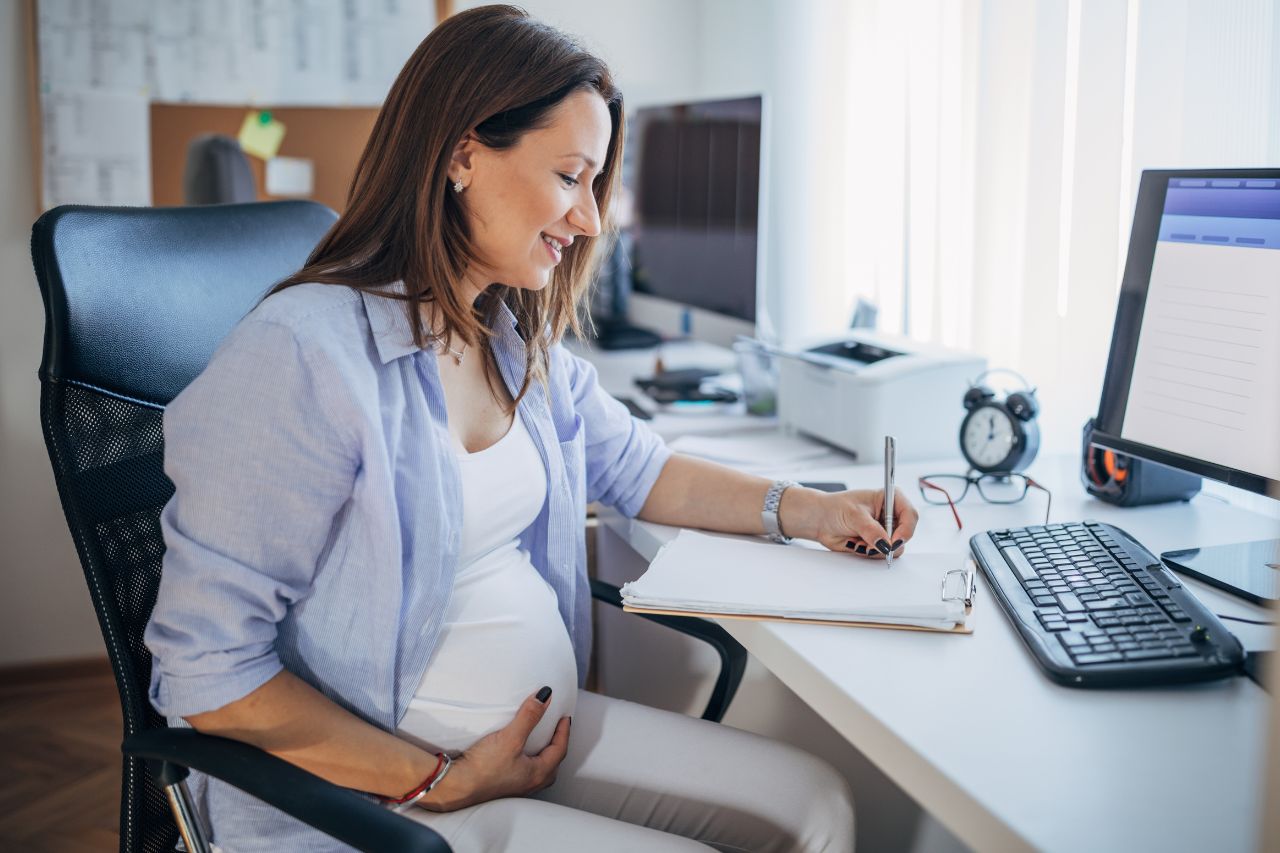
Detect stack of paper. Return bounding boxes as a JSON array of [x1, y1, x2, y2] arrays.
[[667, 433, 847, 473], [621, 531, 970, 631]]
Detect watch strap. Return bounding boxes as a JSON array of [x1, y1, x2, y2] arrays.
[[762, 480, 799, 544]]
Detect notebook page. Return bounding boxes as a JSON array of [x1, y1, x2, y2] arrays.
[[622, 531, 966, 627]]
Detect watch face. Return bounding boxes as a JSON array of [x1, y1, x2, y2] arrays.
[[962, 405, 1019, 471]]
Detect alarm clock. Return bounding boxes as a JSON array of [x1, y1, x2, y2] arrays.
[[960, 369, 1040, 473]]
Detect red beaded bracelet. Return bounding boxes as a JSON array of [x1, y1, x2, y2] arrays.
[[382, 752, 452, 810]]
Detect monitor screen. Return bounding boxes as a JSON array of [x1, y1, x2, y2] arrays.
[[624, 95, 762, 324], [1093, 169, 1280, 495]]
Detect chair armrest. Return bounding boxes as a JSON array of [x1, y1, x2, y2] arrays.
[[590, 578, 747, 722], [123, 728, 450, 853]]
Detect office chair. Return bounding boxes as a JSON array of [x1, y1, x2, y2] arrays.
[[182, 134, 257, 205], [30, 201, 746, 853]]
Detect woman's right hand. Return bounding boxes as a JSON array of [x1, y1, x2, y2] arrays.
[[419, 687, 571, 812]]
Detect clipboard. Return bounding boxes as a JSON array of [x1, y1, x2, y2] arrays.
[[621, 539, 978, 636], [622, 604, 975, 635]]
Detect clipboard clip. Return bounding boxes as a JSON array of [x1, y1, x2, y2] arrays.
[[942, 562, 977, 608]]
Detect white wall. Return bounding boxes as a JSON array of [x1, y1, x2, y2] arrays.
[[0, 0, 104, 666], [456, 0, 702, 107]]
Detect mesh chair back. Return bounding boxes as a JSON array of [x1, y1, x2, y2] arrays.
[[30, 202, 338, 853]]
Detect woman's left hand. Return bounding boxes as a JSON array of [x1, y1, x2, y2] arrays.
[[781, 487, 920, 559]]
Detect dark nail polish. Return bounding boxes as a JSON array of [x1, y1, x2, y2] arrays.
[[846, 540, 857, 549], [536, 686, 552, 703], [892, 539, 903, 550], [875, 539, 892, 555], [854, 544, 868, 554]]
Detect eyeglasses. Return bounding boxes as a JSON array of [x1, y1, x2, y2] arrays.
[[917, 472, 1052, 531]]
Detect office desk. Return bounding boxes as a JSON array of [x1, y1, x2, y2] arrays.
[[574, 341, 1276, 852], [597, 446, 1276, 853]]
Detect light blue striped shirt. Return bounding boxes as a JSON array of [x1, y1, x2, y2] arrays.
[[144, 282, 671, 851]]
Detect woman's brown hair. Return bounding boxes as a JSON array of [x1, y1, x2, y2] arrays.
[[271, 4, 623, 405]]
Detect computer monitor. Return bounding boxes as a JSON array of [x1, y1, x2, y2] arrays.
[[603, 95, 763, 348], [1091, 168, 1280, 602]]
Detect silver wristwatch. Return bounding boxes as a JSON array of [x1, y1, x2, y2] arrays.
[[762, 480, 799, 544]]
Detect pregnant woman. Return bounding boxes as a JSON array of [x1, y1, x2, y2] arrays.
[[144, 6, 917, 851]]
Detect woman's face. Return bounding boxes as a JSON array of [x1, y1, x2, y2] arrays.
[[453, 89, 611, 296]]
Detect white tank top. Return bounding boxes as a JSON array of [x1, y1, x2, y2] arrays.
[[396, 414, 579, 756]]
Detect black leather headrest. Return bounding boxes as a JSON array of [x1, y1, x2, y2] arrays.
[[31, 201, 337, 405]]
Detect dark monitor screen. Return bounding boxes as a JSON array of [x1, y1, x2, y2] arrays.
[[624, 95, 762, 324], [1092, 168, 1280, 496]]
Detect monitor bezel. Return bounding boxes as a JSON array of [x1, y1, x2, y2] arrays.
[[1091, 167, 1280, 497]]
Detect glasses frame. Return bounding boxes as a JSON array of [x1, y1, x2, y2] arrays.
[[917, 471, 1052, 531]]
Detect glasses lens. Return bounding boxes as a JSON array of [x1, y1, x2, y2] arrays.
[[918, 476, 965, 505], [976, 474, 1028, 503]]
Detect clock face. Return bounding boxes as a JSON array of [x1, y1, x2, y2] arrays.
[[962, 405, 1019, 471]]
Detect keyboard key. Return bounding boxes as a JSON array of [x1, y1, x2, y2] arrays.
[[1001, 547, 1040, 582], [1034, 595, 1057, 607], [1059, 632, 1090, 648], [1076, 652, 1123, 665], [1123, 649, 1173, 661], [1057, 592, 1085, 612]]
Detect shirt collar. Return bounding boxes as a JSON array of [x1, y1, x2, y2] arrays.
[[359, 282, 521, 365]]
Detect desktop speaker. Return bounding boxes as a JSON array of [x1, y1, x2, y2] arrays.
[[1081, 418, 1202, 506]]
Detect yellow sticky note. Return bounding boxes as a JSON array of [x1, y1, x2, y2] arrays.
[[237, 110, 286, 160]]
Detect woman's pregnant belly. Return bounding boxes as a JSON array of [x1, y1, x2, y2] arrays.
[[397, 544, 578, 756]]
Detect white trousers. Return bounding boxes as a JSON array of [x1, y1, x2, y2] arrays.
[[406, 691, 856, 852]]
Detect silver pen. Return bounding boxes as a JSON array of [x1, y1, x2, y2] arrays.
[[883, 435, 896, 567]]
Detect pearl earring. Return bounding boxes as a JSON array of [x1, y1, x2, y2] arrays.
[[452, 179, 464, 193]]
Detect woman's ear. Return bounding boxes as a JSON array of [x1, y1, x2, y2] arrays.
[[449, 131, 479, 190]]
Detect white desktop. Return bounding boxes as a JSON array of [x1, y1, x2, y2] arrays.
[[581, 168, 1280, 852]]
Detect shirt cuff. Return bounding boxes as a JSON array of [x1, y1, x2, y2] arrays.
[[614, 439, 674, 519], [150, 653, 285, 720]]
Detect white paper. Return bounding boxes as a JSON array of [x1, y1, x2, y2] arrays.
[[42, 90, 152, 208], [151, 0, 254, 104], [147, 0, 436, 106], [340, 1, 438, 105], [622, 531, 968, 629], [38, 0, 151, 95], [265, 156, 314, 196], [667, 432, 847, 471]]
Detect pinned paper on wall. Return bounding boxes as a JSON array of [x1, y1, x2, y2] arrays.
[[237, 111, 286, 160], [265, 156, 314, 197], [42, 90, 151, 208]]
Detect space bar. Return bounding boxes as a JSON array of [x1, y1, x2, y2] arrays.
[[1000, 547, 1039, 583]]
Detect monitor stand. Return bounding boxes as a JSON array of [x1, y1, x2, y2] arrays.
[[1161, 539, 1280, 604], [593, 319, 663, 351]]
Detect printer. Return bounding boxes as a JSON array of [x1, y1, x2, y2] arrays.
[[776, 331, 986, 462]]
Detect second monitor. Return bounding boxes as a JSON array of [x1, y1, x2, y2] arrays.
[[594, 95, 764, 349]]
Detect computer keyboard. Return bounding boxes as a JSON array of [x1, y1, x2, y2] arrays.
[[970, 520, 1245, 687]]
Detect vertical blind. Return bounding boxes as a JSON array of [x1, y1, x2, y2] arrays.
[[839, 0, 1280, 451]]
